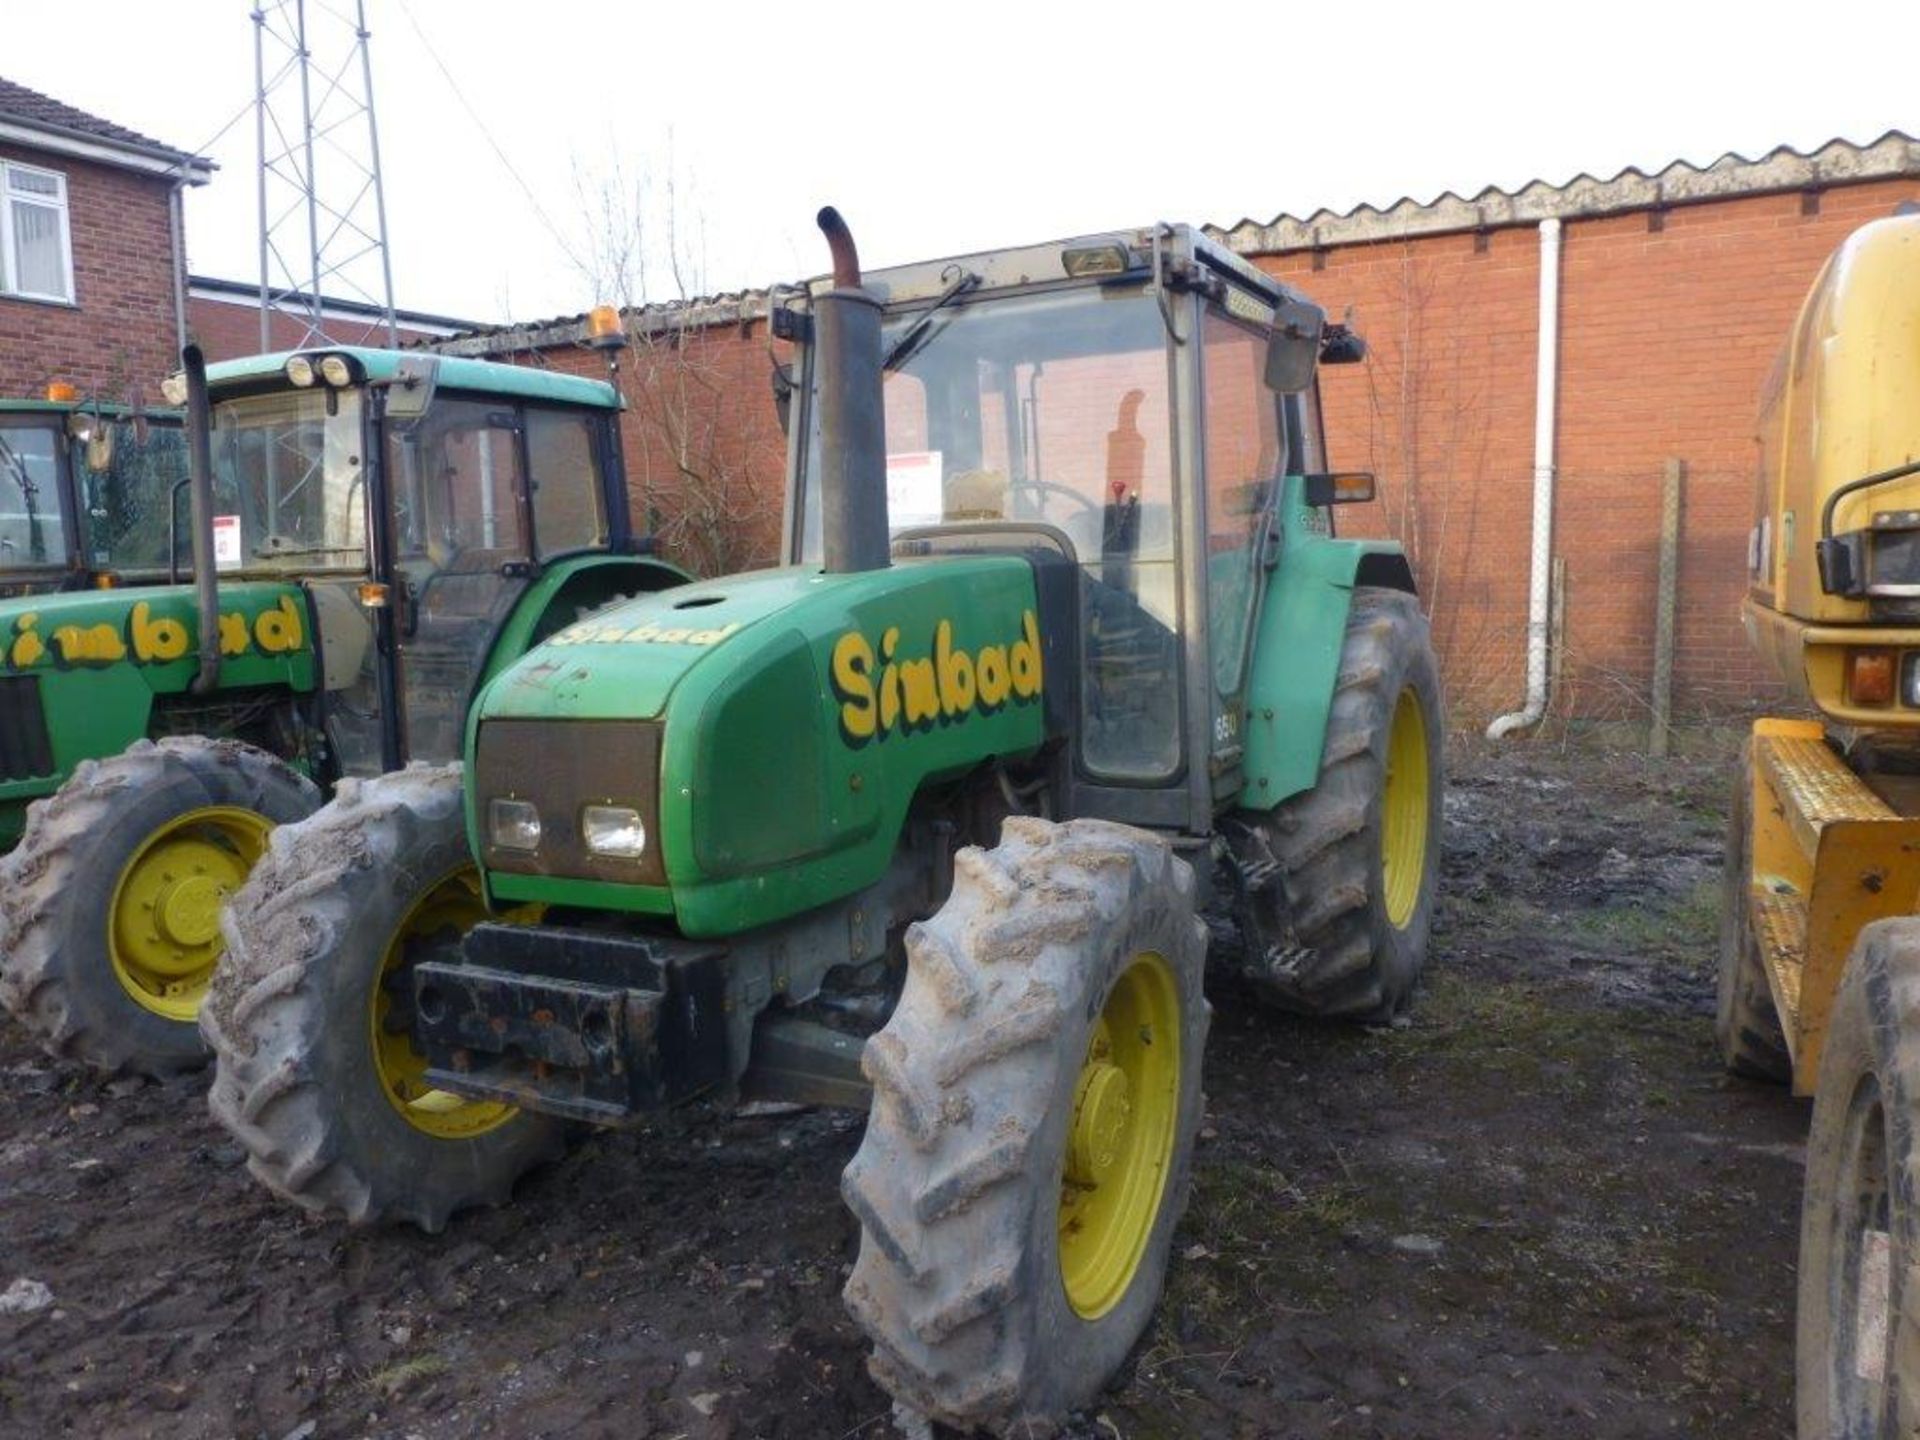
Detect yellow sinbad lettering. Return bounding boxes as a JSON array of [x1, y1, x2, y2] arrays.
[[219, 611, 251, 657], [1, 596, 318, 672], [8, 614, 45, 669], [129, 601, 191, 663], [254, 596, 305, 655], [51, 622, 126, 665], [831, 609, 1042, 746]]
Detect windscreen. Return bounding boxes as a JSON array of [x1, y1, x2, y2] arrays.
[[209, 388, 368, 573], [797, 283, 1183, 780]]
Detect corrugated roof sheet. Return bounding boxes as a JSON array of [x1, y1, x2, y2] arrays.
[[1211, 130, 1920, 254], [433, 288, 777, 358], [441, 132, 1920, 352], [0, 76, 205, 165]]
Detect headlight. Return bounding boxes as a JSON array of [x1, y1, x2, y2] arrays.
[[318, 353, 354, 388], [582, 804, 646, 858], [488, 797, 542, 851], [284, 356, 315, 387]]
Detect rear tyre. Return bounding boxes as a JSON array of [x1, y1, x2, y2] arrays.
[[1797, 919, 1920, 1437], [842, 817, 1210, 1436], [1717, 741, 1793, 1083], [1236, 588, 1443, 1020], [202, 764, 563, 1231], [0, 738, 320, 1077]]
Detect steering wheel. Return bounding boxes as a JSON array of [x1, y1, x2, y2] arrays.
[[1007, 480, 1102, 525]]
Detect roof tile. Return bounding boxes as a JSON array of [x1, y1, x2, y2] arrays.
[[0, 75, 201, 163]]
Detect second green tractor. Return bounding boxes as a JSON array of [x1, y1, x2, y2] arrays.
[[0, 343, 683, 1074], [204, 211, 1445, 1434]]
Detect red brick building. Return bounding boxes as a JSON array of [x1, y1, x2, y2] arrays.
[[443, 133, 1920, 723], [0, 77, 211, 404], [185, 275, 473, 361]]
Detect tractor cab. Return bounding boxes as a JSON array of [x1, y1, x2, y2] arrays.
[[0, 390, 187, 596], [191, 347, 650, 776], [780, 223, 1370, 835]]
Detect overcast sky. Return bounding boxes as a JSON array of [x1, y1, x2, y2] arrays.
[[8, 1, 1916, 327]]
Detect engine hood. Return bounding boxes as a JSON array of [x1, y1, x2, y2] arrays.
[[474, 567, 828, 722], [470, 553, 1055, 938]]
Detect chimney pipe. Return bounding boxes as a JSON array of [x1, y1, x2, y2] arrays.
[[182, 345, 222, 696], [814, 207, 890, 574]]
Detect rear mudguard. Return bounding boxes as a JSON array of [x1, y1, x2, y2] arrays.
[[1238, 514, 1415, 811]]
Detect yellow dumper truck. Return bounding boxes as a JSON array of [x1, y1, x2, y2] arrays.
[[1718, 210, 1920, 1433]]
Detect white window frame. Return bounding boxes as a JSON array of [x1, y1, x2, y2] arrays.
[[0, 160, 76, 304]]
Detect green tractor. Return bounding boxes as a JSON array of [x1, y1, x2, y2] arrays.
[[204, 211, 1443, 1433], [0, 344, 682, 1076], [1, 389, 188, 604]]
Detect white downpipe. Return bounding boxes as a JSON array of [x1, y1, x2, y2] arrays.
[[1487, 216, 1563, 739]]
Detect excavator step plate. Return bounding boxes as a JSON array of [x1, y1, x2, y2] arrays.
[[1750, 887, 1807, 1038], [1757, 734, 1896, 860]]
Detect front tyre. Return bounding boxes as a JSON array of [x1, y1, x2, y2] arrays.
[[1798, 919, 1920, 1437], [842, 817, 1210, 1435], [0, 738, 321, 1076], [202, 764, 563, 1231]]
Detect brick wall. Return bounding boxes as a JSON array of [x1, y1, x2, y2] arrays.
[[186, 294, 453, 362], [1258, 177, 1920, 721], [458, 174, 1920, 722], [0, 142, 179, 405]]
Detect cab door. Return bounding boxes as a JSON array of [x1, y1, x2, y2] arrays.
[[1195, 304, 1288, 799], [385, 397, 536, 762]]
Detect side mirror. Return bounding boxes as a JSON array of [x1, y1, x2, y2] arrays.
[[1303, 472, 1376, 506], [1320, 323, 1368, 365], [1264, 297, 1325, 394]]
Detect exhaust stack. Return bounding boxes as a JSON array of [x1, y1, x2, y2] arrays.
[[813, 207, 890, 574], [182, 344, 222, 695]]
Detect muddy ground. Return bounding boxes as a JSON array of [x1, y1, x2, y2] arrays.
[[0, 735, 1806, 1440]]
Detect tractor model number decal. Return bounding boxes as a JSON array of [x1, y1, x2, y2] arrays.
[[550, 619, 743, 648], [831, 610, 1043, 747], [4, 597, 306, 672]]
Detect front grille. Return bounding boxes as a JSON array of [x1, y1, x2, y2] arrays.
[[475, 718, 666, 886], [0, 676, 55, 782]]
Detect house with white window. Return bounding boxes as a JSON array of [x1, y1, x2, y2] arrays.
[[0, 77, 212, 402]]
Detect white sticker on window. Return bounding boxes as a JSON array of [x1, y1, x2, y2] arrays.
[[212, 514, 243, 569], [886, 451, 944, 529]]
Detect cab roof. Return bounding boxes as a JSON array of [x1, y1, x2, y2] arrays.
[[812, 221, 1308, 313], [206, 346, 620, 410]]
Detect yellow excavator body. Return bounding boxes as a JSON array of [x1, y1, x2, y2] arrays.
[[1739, 214, 1920, 1085]]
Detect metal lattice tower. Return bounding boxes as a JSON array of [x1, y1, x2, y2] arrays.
[[252, 0, 399, 349]]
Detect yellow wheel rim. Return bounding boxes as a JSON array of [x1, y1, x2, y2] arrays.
[[109, 806, 272, 1022], [1381, 688, 1431, 929], [369, 867, 521, 1141], [1058, 951, 1181, 1320]]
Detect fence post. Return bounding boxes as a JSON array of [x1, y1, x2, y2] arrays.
[[1650, 457, 1685, 757]]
